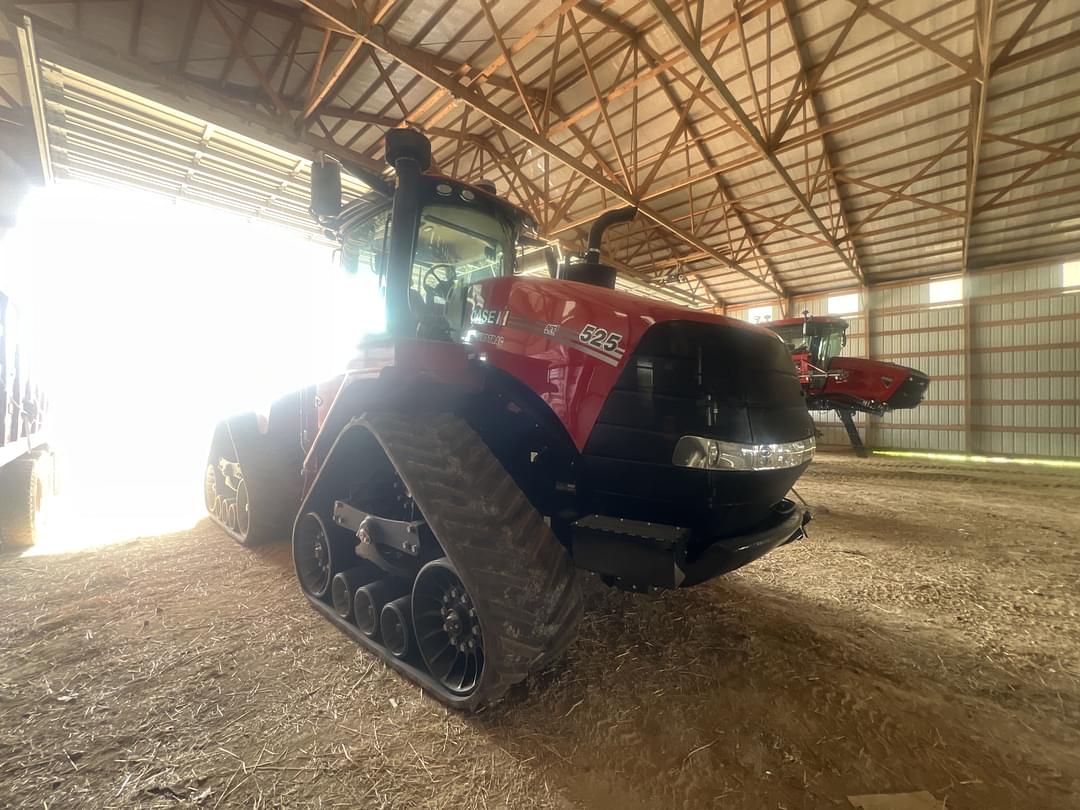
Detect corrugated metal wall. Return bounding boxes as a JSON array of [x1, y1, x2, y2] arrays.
[[728, 260, 1080, 459], [969, 265, 1079, 458]]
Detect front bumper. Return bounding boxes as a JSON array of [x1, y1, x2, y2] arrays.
[[570, 498, 810, 591]]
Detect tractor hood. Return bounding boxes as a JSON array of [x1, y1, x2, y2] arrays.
[[475, 274, 781, 347], [463, 275, 812, 453]]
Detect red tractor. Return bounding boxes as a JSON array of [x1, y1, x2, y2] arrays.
[[205, 130, 816, 708], [768, 314, 930, 457]]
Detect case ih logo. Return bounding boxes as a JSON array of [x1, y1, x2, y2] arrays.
[[471, 308, 502, 326]]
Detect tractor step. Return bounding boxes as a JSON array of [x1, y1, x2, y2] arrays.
[[571, 516, 691, 591]]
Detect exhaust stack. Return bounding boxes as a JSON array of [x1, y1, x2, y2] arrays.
[[562, 205, 637, 288]]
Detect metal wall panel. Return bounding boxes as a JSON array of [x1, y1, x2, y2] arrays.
[[969, 263, 1080, 458], [793, 265, 1078, 458]]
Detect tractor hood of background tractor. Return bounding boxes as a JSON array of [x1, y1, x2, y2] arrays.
[[464, 275, 815, 454], [822, 356, 931, 412]]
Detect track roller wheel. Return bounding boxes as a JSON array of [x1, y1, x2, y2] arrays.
[[331, 567, 375, 620], [222, 499, 237, 531], [353, 578, 407, 637], [234, 479, 251, 538], [381, 595, 412, 659]]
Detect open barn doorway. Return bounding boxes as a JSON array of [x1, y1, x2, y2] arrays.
[[0, 179, 380, 553]]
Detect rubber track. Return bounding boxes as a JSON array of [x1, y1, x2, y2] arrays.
[[362, 411, 582, 706]]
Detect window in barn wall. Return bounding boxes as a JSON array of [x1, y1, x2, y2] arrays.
[[928, 276, 963, 305], [746, 304, 774, 323], [1064, 260, 1080, 290], [827, 292, 859, 315]]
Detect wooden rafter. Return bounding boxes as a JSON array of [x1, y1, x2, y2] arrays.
[[176, 0, 203, 74], [478, 0, 539, 132], [566, 10, 632, 191], [217, 6, 255, 86], [292, 0, 780, 297], [301, 34, 365, 125], [205, 0, 288, 116], [646, 0, 863, 282], [770, 0, 866, 146], [961, 0, 995, 272], [975, 133, 1080, 215], [843, 0, 974, 76]]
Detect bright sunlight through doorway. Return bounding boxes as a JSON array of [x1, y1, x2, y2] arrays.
[[0, 180, 383, 555]]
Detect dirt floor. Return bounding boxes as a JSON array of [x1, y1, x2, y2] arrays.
[[1, 453, 1078, 810]]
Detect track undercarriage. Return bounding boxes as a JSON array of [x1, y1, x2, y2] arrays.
[[208, 406, 581, 708]]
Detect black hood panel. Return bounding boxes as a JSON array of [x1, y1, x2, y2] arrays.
[[584, 320, 814, 463]]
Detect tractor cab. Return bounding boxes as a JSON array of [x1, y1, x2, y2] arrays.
[[769, 314, 850, 389], [769, 312, 930, 419], [311, 130, 548, 343]]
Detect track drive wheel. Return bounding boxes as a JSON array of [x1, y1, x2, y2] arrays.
[[413, 558, 485, 695], [360, 412, 582, 707]]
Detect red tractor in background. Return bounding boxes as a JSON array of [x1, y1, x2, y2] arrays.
[[205, 130, 817, 708], [768, 314, 930, 457]]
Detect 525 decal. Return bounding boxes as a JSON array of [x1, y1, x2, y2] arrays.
[[578, 324, 623, 354]]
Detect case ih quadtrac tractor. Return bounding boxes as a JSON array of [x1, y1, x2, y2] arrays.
[[768, 314, 930, 457], [205, 130, 816, 708]]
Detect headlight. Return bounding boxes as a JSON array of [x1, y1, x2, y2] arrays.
[[672, 436, 815, 471]]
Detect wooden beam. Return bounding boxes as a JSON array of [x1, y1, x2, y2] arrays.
[[990, 28, 1080, 73], [837, 173, 965, 218], [843, 0, 974, 76], [478, 0, 540, 132], [983, 131, 1080, 162], [301, 33, 364, 124], [176, 0, 203, 74], [302, 28, 332, 114], [849, 132, 967, 236], [205, 0, 288, 117], [990, 0, 1048, 71], [566, 10, 632, 190], [961, 0, 995, 272], [414, 0, 582, 129], [646, 0, 861, 282], [217, 6, 255, 86], [770, 0, 866, 146], [975, 133, 1080, 214]]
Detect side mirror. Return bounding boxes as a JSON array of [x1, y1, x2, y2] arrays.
[[310, 157, 342, 219], [801, 309, 812, 337], [841, 332, 848, 348]]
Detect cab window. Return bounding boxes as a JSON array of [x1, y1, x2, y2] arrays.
[[410, 205, 510, 306], [341, 207, 390, 275]]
